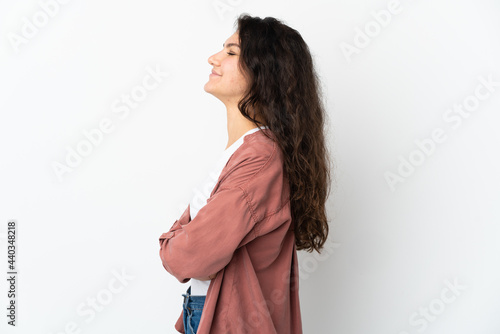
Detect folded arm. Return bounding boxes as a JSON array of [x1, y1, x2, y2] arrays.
[[159, 185, 258, 283]]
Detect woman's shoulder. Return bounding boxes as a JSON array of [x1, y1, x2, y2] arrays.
[[242, 127, 275, 151], [232, 128, 280, 168], [220, 128, 285, 189]]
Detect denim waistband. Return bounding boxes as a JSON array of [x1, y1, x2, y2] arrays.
[[182, 286, 206, 308]]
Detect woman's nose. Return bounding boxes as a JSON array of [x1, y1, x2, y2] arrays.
[[208, 52, 220, 66]]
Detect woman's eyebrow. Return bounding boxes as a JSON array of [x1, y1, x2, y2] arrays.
[[223, 43, 240, 48]]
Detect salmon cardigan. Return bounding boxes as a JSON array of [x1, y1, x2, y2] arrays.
[[159, 128, 303, 333]]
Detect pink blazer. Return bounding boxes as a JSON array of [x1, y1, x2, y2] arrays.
[[159, 128, 303, 333]]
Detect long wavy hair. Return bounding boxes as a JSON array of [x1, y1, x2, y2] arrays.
[[234, 14, 332, 253]]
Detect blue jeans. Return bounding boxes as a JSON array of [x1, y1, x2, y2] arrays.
[[182, 286, 206, 334]]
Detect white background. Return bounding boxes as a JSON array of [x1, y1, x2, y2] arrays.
[[1, 0, 499, 333]]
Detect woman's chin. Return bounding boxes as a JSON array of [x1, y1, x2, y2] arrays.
[[203, 84, 216, 95]]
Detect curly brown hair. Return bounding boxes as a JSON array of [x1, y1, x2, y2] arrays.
[[234, 14, 333, 253]]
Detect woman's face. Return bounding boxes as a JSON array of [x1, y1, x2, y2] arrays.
[[204, 31, 250, 104]]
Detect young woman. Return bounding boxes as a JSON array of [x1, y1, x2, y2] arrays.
[[159, 14, 331, 334]]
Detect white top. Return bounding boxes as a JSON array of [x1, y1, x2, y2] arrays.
[[189, 125, 269, 296]]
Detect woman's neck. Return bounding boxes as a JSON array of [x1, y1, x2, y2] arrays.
[[225, 104, 265, 150]]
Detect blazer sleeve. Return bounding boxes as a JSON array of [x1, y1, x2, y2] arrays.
[[158, 150, 272, 283]]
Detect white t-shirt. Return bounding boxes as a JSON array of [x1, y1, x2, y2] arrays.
[[189, 125, 269, 296]]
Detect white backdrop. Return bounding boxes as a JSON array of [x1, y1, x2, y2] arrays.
[[1, 0, 499, 333]]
